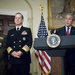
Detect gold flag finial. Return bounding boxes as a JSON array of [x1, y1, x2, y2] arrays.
[[40, 4, 45, 11]]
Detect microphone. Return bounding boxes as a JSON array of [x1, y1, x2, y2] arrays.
[[50, 29, 54, 34], [50, 29, 60, 34]]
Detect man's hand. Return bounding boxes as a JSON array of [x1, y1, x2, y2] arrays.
[[17, 51, 23, 57], [11, 51, 22, 58]]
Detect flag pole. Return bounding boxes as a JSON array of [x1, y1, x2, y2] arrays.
[[40, 4, 45, 17], [39, 4, 51, 75]]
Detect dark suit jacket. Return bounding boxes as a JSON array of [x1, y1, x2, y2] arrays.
[[57, 26, 75, 36], [57, 26, 75, 64], [6, 26, 32, 64]]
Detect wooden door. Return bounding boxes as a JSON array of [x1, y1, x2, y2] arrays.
[[0, 15, 15, 35]]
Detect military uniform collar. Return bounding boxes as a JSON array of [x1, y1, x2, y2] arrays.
[[16, 25, 22, 30]]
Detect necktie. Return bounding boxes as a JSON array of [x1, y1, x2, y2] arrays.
[[66, 27, 70, 36], [17, 28, 19, 31]]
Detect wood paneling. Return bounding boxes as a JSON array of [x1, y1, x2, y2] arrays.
[[52, 57, 65, 75], [0, 15, 15, 35]]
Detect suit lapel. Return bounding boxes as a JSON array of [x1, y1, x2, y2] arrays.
[[13, 26, 24, 41], [63, 26, 66, 36], [11, 28, 19, 41]]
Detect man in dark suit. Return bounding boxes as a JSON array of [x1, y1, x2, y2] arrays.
[[56, 13, 75, 75], [6, 12, 32, 75]]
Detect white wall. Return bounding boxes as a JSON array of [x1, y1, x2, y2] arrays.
[[28, 0, 48, 38]]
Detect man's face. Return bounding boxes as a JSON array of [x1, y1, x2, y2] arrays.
[[65, 15, 73, 27], [14, 14, 23, 26]]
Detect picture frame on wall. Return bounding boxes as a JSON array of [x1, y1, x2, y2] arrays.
[[48, 0, 75, 30]]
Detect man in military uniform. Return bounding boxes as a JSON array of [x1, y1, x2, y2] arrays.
[[6, 12, 32, 75], [0, 33, 7, 75]]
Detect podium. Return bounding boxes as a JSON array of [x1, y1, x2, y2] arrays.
[[33, 35, 75, 75]]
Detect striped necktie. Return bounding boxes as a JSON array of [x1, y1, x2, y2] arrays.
[[66, 27, 70, 36]]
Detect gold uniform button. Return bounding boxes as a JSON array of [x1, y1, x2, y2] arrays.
[[23, 37, 26, 41], [13, 46, 15, 48], [14, 41, 15, 43], [19, 45, 21, 47], [19, 40, 21, 42]]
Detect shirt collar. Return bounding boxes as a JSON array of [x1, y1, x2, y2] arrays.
[[16, 25, 22, 30], [65, 26, 71, 32], [66, 26, 71, 29]]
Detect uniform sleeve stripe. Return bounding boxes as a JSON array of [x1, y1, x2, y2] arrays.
[[22, 45, 29, 52], [7, 47, 12, 54]]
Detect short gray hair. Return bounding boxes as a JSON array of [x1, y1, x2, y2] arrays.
[[65, 13, 74, 20]]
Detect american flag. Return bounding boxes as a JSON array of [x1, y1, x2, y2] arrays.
[[37, 13, 48, 37], [35, 12, 51, 75]]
